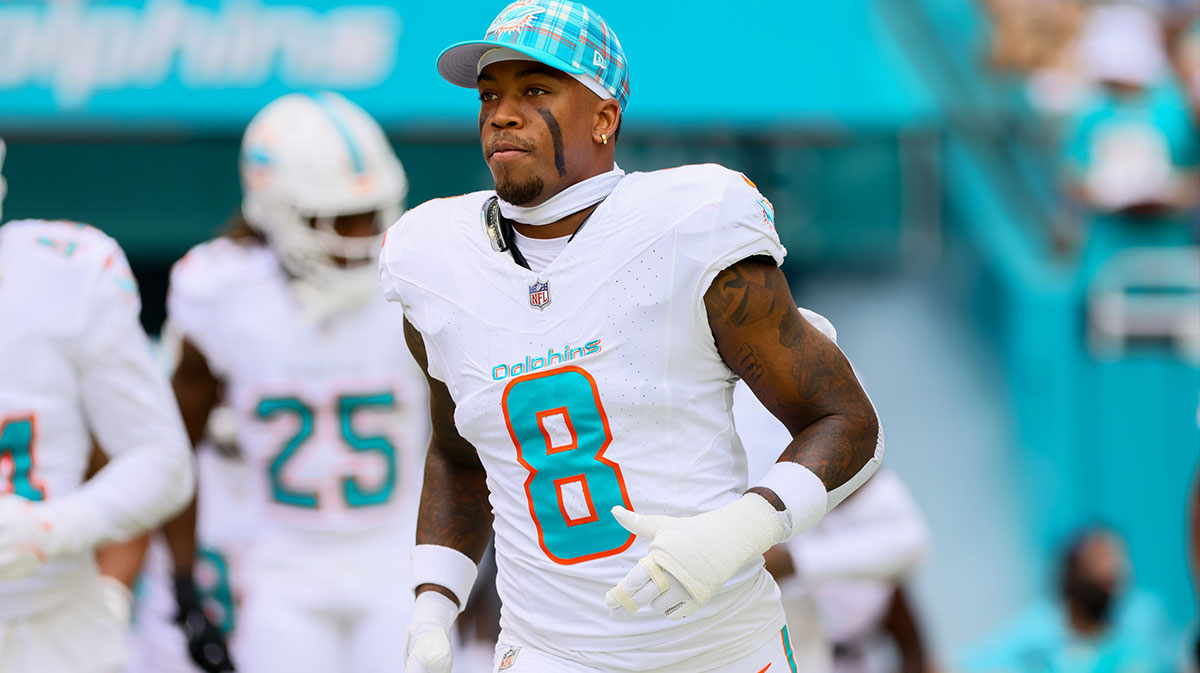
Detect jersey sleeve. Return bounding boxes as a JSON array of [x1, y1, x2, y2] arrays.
[[165, 241, 240, 378], [378, 219, 410, 306], [70, 238, 143, 364], [379, 207, 451, 383], [51, 236, 196, 550], [689, 169, 788, 344]]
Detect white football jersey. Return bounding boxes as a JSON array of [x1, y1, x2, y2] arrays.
[[381, 165, 789, 670], [167, 238, 429, 542], [128, 446, 256, 673], [0, 220, 193, 620]]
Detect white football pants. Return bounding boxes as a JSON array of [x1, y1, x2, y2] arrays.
[[491, 626, 801, 673], [235, 530, 413, 673], [0, 575, 130, 673]]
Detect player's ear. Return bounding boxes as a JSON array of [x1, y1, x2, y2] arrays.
[[592, 100, 620, 145]]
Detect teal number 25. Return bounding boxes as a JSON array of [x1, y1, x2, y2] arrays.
[[0, 415, 45, 501], [256, 391, 397, 509]]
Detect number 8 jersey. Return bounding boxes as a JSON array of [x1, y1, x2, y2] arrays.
[[381, 165, 789, 671]]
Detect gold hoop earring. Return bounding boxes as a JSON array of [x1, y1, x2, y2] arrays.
[[601, 133, 608, 145]]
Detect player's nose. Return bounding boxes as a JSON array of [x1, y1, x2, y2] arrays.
[[489, 93, 524, 129]]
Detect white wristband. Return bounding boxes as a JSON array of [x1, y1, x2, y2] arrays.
[[410, 544, 478, 613], [753, 462, 828, 540]]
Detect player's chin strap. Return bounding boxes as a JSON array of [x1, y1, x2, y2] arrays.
[[482, 195, 607, 271], [498, 164, 624, 226], [482, 198, 530, 269]]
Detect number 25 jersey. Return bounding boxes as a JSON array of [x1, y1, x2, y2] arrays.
[[381, 164, 789, 670], [168, 238, 429, 541]]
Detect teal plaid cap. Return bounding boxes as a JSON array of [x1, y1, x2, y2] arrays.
[[437, 0, 630, 109]]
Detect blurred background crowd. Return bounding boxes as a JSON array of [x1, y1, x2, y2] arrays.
[[1, 0, 1197, 671]]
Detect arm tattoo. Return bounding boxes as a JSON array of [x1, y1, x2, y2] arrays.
[[404, 319, 493, 602], [705, 258, 879, 493]]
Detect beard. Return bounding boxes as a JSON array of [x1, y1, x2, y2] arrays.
[[494, 167, 545, 206]]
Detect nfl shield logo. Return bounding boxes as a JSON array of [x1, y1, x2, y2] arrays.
[[498, 647, 520, 671], [528, 279, 551, 310]]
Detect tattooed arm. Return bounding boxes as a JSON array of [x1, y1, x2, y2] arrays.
[[605, 256, 882, 622], [405, 318, 493, 607], [704, 257, 879, 508]]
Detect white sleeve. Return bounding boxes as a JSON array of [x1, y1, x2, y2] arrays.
[[691, 170, 788, 344], [789, 471, 929, 583], [48, 246, 195, 552], [379, 215, 448, 383], [165, 245, 234, 378]]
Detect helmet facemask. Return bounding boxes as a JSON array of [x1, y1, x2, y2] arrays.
[[237, 92, 408, 324], [242, 190, 403, 324]]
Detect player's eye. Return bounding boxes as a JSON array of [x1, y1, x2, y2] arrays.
[[526, 86, 549, 96], [479, 91, 499, 102]]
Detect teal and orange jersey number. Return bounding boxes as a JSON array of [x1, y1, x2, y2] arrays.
[[338, 392, 397, 508], [256, 391, 398, 510], [195, 546, 237, 635], [257, 397, 318, 508], [0, 414, 45, 501], [502, 366, 634, 565]]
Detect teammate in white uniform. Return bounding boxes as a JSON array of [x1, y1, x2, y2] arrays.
[[0, 168, 196, 670], [126, 404, 256, 673], [163, 92, 430, 673], [737, 319, 930, 673], [384, 3, 885, 672]]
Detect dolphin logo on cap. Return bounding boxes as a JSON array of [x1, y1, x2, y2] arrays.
[[487, 2, 545, 37]]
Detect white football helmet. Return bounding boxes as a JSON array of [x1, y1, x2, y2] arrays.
[[239, 92, 407, 321]]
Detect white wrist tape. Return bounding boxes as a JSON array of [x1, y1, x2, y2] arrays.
[[753, 462, 829, 541], [410, 544, 478, 613], [411, 590, 459, 629]]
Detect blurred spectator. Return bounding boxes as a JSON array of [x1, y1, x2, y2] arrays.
[[1059, 3, 1200, 269], [962, 527, 1174, 673], [985, 0, 1083, 76], [983, 0, 1091, 114]]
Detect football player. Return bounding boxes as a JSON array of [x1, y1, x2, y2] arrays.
[[382, 3, 884, 672], [0, 138, 196, 673], [163, 92, 430, 673], [122, 399, 254, 673]]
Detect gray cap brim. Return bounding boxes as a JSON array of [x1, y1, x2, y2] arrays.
[[437, 39, 588, 89]]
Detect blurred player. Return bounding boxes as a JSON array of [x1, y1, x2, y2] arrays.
[[739, 311, 931, 673], [163, 92, 430, 673], [382, 3, 884, 672], [0, 138, 196, 673], [123, 400, 256, 673], [761, 468, 931, 673]]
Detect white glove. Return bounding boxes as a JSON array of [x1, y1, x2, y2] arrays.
[[0, 495, 75, 581], [404, 591, 457, 673], [605, 494, 789, 621]]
